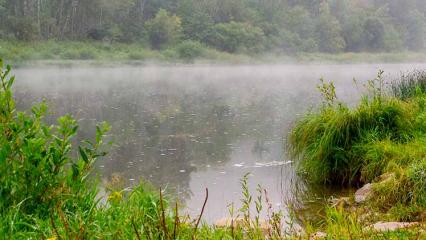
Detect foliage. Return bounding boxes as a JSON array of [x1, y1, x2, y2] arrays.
[[208, 21, 265, 53], [0, 57, 111, 235], [1, 0, 426, 55], [145, 9, 182, 50], [316, 3, 346, 53], [363, 18, 386, 51], [174, 40, 205, 60]]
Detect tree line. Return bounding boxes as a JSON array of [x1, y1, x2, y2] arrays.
[[0, 0, 425, 54]]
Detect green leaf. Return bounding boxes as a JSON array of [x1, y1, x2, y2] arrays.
[[72, 163, 80, 179], [71, 125, 79, 136], [96, 125, 102, 144], [6, 76, 15, 89], [79, 146, 89, 164]]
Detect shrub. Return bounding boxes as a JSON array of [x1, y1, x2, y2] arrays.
[[87, 27, 110, 41], [0, 58, 110, 218], [79, 49, 97, 60], [174, 40, 205, 60], [145, 9, 182, 50]]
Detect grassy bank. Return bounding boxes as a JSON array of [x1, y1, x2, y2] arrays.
[[0, 41, 249, 66], [1, 41, 426, 67], [290, 70, 426, 223]]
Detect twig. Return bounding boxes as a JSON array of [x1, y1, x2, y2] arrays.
[[173, 202, 179, 239], [159, 188, 169, 239], [192, 188, 208, 240], [131, 218, 142, 240]]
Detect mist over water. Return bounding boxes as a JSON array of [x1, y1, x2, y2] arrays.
[[13, 63, 426, 222]]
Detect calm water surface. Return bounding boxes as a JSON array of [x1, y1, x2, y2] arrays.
[[13, 63, 426, 223]]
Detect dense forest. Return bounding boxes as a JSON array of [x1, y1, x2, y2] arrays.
[[0, 0, 425, 54]]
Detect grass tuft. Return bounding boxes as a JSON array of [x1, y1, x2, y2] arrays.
[[290, 70, 426, 222]]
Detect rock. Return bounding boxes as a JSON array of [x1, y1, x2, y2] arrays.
[[310, 231, 327, 239], [367, 222, 419, 232], [330, 197, 351, 208], [214, 217, 244, 228], [354, 183, 373, 203], [214, 217, 271, 234]]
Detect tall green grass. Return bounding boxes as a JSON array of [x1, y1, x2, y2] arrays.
[[391, 70, 426, 100], [289, 97, 416, 185], [290, 70, 426, 221]]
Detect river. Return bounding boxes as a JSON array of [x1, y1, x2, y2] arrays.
[[13, 63, 426, 223]]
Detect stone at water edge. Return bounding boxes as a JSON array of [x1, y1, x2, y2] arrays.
[[354, 183, 373, 203], [309, 231, 327, 239], [214, 217, 244, 228], [330, 197, 351, 208], [367, 222, 419, 232]]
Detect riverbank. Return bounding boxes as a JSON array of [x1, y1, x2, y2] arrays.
[[290, 70, 426, 238], [2, 41, 426, 67]]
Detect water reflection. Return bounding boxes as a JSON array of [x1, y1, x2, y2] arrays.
[[13, 64, 426, 222]]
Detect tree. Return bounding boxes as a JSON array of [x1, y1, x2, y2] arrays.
[[207, 21, 265, 53], [342, 13, 365, 52], [200, 0, 249, 23], [284, 6, 315, 40], [363, 17, 385, 51], [404, 10, 425, 50], [177, 0, 214, 42], [145, 9, 182, 49], [316, 2, 345, 53], [382, 24, 403, 51]]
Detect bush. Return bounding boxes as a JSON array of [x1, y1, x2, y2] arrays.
[[79, 48, 97, 60], [174, 40, 205, 60], [87, 27, 110, 41], [0, 59, 167, 238], [0, 58, 110, 218], [145, 9, 182, 50]]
